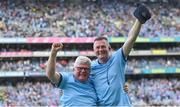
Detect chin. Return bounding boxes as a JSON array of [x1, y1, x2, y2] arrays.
[[79, 77, 87, 82], [99, 56, 107, 60], [79, 79, 87, 82]]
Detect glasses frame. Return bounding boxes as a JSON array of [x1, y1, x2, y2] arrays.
[[75, 66, 90, 72]]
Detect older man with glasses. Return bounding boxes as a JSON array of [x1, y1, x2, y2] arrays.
[[46, 43, 97, 106]]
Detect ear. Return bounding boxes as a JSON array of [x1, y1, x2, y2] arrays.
[[109, 46, 111, 50]]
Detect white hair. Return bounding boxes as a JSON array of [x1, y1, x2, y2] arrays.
[[74, 56, 91, 67]]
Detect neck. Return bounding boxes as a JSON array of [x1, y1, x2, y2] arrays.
[[98, 57, 109, 64]]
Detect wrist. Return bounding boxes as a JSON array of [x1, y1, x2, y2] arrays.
[[51, 49, 58, 56]]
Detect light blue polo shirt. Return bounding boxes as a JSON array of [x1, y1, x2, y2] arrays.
[[58, 72, 97, 106], [91, 48, 131, 106]]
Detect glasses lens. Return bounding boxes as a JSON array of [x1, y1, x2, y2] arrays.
[[76, 67, 90, 71]]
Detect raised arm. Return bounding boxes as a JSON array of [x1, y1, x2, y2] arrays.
[[46, 43, 63, 85], [122, 4, 151, 57], [122, 20, 141, 57]]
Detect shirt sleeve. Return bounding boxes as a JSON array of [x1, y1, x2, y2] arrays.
[[114, 48, 127, 75], [51, 73, 62, 88], [115, 48, 127, 63], [58, 73, 68, 89], [121, 48, 127, 62]]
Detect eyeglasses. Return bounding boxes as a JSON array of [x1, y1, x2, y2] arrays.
[[75, 67, 90, 72]]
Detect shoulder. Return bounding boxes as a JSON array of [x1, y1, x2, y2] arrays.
[[113, 48, 122, 56], [61, 72, 73, 80], [113, 48, 126, 59], [58, 72, 73, 88], [91, 59, 99, 66]]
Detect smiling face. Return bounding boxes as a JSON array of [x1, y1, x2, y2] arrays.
[[74, 64, 90, 82], [73, 56, 91, 82], [93, 39, 111, 63]]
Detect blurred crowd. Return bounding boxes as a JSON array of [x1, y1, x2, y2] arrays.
[[0, 0, 179, 38], [0, 59, 44, 72], [0, 78, 179, 106], [0, 82, 61, 106], [0, 58, 179, 74], [126, 58, 180, 74], [128, 78, 180, 106]]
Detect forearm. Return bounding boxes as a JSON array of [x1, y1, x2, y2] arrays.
[[123, 19, 141, 57], [46, 50, 58, 81]]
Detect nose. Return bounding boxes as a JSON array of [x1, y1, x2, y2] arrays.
[[81, 68, 86, 72], [99, 47, 103, 51], [81, 68, 89, 73]]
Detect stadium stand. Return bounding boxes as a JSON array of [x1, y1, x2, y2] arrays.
[[0, 0, 179, 106]]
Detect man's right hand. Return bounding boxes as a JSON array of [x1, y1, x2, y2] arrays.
[[134, 4, 151, 24], [123, 83, 129, 93], [51, 43, 63, 53]]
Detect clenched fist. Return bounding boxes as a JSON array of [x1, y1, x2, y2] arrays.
[[51, 43, 63, 53]]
